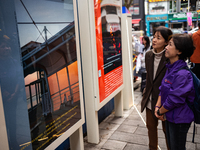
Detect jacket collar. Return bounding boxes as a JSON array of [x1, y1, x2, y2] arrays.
[[166, 59, 187, 73]]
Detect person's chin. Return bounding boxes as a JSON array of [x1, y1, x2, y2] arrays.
[[165, 52, 168, 58]]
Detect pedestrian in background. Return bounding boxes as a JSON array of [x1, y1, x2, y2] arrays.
[[190, 22, 200, 79], [141, 26, 172, 150], [155, 34, 195, 150], [135, 35, 150, 76]]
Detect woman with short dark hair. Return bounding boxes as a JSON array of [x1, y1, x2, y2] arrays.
[[155, 34, 195, 150]]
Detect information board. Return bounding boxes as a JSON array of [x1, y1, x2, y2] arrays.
[[14, 0, 84, 149], [94, 0, 123, 103]]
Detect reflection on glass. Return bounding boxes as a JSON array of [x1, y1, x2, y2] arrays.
[[15, 0, 81, 149], [101, 0, 122, 74]]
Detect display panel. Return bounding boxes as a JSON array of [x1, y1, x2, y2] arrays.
[[14, 0, 82, 149], [94, 0, 123, 103]]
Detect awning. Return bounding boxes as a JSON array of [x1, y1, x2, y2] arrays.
[[132, 19, 141, 24]]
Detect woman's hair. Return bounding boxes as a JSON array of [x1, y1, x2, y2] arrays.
[[142, 35, 150, 51], [153, 26, 173, 43], [171, 34, 195, 60]]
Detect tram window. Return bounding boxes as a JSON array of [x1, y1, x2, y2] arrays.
[[57, 68, 69, 91], [68, 61, 78, 85], [48, 73, 59, 95], [106, 6, 117, 14]]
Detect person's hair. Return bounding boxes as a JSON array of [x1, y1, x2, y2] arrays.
[[142, 35, 150, 51], [171, 34, 195, 60], [153, 26, 173, 43], [198, 22, 200, 28]]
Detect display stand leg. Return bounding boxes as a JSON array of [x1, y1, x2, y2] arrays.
[[69, 127, 84, 150], [114, 91, 123, 117], [86, 110, 99, 144], [0, 86, 9, 150]]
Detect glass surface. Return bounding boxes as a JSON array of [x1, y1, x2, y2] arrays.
[[95, 0, 123, 102], [101, 0, 122, 74], [169, 0, 177, 13], [14, 0, 81, 149], [0, 0, 33, 149]]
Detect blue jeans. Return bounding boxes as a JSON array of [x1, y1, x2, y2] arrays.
[[165, 120, 191, 150]]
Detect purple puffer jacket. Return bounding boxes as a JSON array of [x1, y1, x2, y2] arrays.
[[159, 60, 195, 123]]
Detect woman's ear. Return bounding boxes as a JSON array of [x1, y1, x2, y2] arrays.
[[177, 52, 182, 55], [177, 50, 182, 55]]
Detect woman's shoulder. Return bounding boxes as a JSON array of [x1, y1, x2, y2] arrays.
[[145, 49, 153, 56], [176, 68, 192, 77], [174, 68, 193, 83]]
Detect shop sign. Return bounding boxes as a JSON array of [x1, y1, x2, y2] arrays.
[[172, 12, 198, 19], [169, 12, 200, 22], [173, 13, 188, 18], [149, 2, 168, 14], [147, 16, 168, 21], [149, 0, 168, 2]]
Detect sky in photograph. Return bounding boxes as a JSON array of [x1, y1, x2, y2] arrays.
[[15, 0, 74, 47]]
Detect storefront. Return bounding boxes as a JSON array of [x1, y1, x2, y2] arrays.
[[168, 12, 200, 31], [145, 14, 168, 37], [145, 1, 169, 37]]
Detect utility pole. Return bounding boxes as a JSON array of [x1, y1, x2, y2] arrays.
[[44, 26, 48, 41], [197, 0, 200, 26]]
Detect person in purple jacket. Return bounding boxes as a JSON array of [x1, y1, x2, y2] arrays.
[[154, 34, 195, 150]]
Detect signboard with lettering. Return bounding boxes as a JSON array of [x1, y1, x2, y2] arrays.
[[14, 0, 85, 149], [169, 12, 200, 22], [146, 15, 168, 21], [149, 0, 168, 2], [94, 0, 123, 106], [149, 2, 168, 14]]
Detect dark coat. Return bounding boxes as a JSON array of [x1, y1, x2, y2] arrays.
[[141, 50, 168, 118]]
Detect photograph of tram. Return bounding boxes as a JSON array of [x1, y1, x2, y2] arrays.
[[101, 0, 122, 74], [14, 0, 82, 149]]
